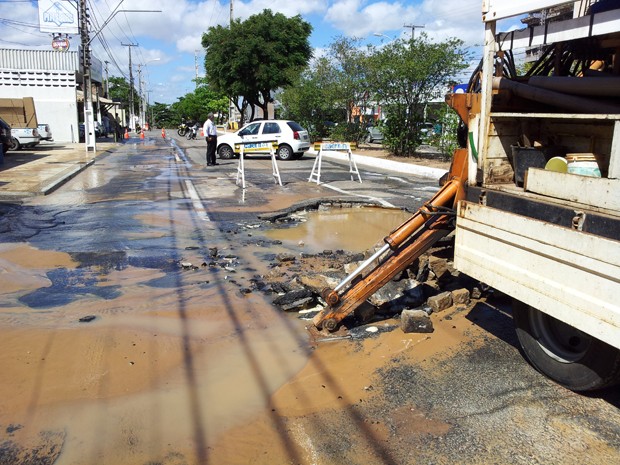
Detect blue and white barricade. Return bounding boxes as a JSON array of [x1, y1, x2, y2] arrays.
[[308, 142, 362, 184], [235, 140, 282, 189]]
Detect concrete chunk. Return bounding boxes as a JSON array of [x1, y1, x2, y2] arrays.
[[401, 309, 434, 333], [427, 291, 452, 312], [451, 288, 471, 305]]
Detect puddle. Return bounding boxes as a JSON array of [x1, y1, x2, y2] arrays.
[[265, 207, 412, 253]]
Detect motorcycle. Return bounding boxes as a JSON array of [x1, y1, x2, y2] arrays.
[[186, 123, 200, 140], [177, 120, 192, 137]]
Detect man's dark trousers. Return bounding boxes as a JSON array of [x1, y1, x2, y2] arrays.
[[206, 136, 217, 165]]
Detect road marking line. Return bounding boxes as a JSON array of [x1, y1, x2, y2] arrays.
[[184, 179, 210, 221], [322, 184, 395, 208]]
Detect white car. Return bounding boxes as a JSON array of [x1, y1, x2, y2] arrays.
[[217, 120, 310, 161]]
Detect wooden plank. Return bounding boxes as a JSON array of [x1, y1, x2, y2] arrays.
[[454, 202, 620, 349], [524, 168, 620, 210]]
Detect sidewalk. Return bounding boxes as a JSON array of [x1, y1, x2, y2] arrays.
[[0, 136, 449, 202], [0, 141, 118, 201]]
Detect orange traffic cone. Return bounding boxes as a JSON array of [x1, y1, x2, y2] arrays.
[[140, 130, 145, 139], [124, 128, 129, 139], [161, 128, 166, 138]]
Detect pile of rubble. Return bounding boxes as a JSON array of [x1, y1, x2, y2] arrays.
[[260, 236, 483, 335]]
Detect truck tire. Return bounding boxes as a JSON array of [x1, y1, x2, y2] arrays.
[[512, 300, 620, 391], [9, 137, 20, 151]]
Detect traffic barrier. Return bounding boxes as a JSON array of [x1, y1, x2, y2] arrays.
[[161, 128, 166, 138], [140, 130, 145, 139]]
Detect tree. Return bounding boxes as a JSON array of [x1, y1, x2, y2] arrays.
[[366, 34, 468, 157], [202, 9, 312, 123], [171, 80, 229, 125]]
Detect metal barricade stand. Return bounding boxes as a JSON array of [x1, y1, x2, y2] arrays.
[[308, 142, 362, 185], [235, 140, 282, 189]]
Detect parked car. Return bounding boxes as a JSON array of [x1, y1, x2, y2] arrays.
[[37, 123, 53, 141], [0, 117, 11, 153], [10, 127, 41, 150], [365, 125, 384, 143], [217, 120, 311, 161]]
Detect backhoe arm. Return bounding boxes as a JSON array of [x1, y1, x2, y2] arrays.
[[313, 149, 468, 331]]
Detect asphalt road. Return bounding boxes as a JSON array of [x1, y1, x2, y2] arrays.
[[0, 134, 617, 465]]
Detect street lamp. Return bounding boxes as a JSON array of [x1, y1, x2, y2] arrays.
[[373, 32, 395, 42]]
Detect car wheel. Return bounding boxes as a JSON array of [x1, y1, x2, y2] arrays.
[[512, 299, 620, 391], [9, 138, 20, 151], [218, 144, 234, 159], [365, 135, 372, 143], [276, 144, 294, 161]]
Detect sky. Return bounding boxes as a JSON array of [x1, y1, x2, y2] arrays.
[[0, 0, 508, 105]]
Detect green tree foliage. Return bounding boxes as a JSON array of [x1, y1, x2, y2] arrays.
[[170, 80, 229, 125], [202, 9, 312, 123], [279, 57, 343, 140], [367, 34, 468, 157]]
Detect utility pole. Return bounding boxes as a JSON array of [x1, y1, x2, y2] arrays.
[[122, 42, 138, 132], [229, 0, 234, 125], [137, 64, 143, 129], [104, 60, 110, 97], [404, 23, 425, 42], [79, 0, 96, 152]]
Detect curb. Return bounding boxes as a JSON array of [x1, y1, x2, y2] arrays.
[[309, 150, 448, 180]]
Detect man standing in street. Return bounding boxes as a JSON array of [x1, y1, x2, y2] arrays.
[[203, 113, 218, 166]]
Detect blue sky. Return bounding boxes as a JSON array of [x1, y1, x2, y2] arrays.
[[2, 0, 495, 104]]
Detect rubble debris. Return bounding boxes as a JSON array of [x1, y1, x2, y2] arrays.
[[451, 288, 471, 305], [272, 289, 315, 311], [401, 309, 434, 333], [369, 279, 425, 314], [79, 315, 97, 323], [276, 253, 296, 263], [427, 291, 453, 312]]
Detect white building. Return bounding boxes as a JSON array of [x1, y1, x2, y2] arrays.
[[0, 48, 117, 142]]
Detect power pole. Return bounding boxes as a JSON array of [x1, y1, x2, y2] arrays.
[[79, 0, 96, 151], [122, 42, 138, 131], [104, 60, 110, 97], [404, 23, 425, 41], [228, 0, 234, 125]]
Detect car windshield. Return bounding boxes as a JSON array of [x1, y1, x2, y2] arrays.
[[239, 123, 261, 136]]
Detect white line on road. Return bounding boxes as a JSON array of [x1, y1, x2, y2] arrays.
[[184, 179, 211, 221], [321, 184, 395, 208]]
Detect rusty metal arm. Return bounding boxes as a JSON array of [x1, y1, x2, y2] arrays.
[[313, 147, 468, 331]]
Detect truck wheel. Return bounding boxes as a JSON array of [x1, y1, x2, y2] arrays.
[[512, 300, 620, 391], [9, 137, 20, 151]]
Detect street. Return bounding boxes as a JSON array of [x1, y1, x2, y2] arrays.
[[0, 133, 618, 465]]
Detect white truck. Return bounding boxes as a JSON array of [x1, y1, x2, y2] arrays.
[[9, 127, 41, 150], [314, 0, 620, 391]]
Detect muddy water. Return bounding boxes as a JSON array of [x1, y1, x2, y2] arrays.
[[265, 207, 412, 253]]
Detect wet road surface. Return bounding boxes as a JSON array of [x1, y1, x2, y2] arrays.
[[0, 134, 618, 464]]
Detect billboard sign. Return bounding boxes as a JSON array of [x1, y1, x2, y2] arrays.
[[39, 0, 79, 34]]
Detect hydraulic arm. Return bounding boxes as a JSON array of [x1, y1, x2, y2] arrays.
[[313, 149, 468, 331]]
